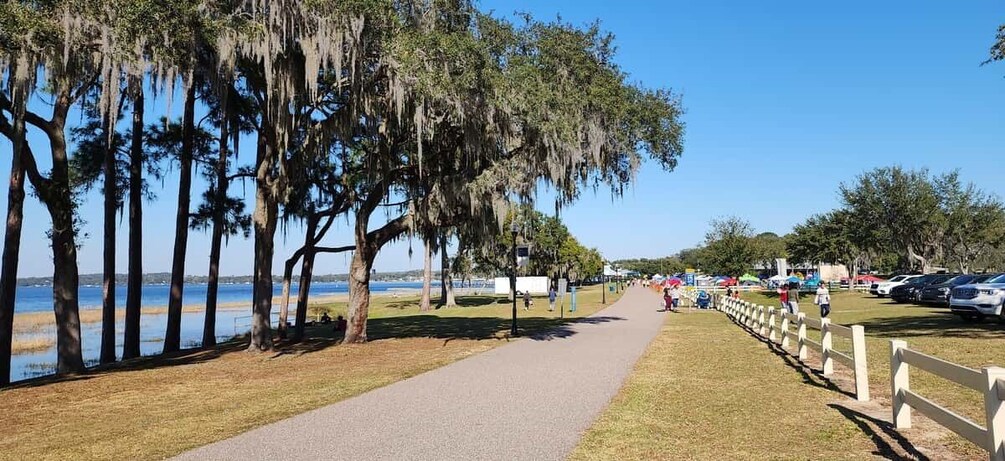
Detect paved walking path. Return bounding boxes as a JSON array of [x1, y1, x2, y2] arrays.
[[176, 287, 665, 461]]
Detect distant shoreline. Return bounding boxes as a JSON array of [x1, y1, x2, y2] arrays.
[[14, 272, 456, 287]]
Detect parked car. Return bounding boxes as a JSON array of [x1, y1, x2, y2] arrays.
[[919, 273, 999, 306], [872, 275, 921, 298], [890, 274, 953, 304], [949, 273, 1005, 322]]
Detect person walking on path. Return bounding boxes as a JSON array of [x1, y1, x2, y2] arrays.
[[787, 283, 801, 315], [778, 284, 790, 313], [662, 288, 674, 312], [548, 286, 557, 312], [523, 290, 532, 311], [670, 286, 681, 311], [815, 283, 831, 317]]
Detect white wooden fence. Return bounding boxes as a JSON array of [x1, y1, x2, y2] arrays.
[[716, 295, 870, 402], [891, 340, 1005, 461]]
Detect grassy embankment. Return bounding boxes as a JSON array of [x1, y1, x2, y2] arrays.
[[0, 285, 619, 461], [572, 290, 1002, 460]]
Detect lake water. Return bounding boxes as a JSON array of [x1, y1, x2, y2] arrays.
[[9, 280, 437, 382]]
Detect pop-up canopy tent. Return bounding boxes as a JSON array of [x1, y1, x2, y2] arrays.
[[768, 275, 787, 282], [739, 274, 760, 283], [853, 275, 884, 284]]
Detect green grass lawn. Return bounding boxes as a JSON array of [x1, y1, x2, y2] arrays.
[[570, 310, 885, 460], [573, 289, 1002, 460], [737, 290, 1003, 458], [0, 285, 621, 461]]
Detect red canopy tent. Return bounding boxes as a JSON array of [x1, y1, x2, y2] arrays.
[[716, 277, 738, 287], [853, 275, 884, 283]]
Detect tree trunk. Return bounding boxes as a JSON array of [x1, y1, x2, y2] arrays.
[[99, 119, 116, 364], [51, 205, 84, 374], [287, 216, 317, 343], [0, 80, 27, 386], [278, 259, 295, 341], [344, 247, 373, 344], [123, 81, 144, 359], [164, 80, 196, 354], [440, 233, 455, 307], [249, 178, 278, 351], [46, 97, 84, 373], [248, 131, 277, 352], [292, 250, 316, 342], [203, 89, 231, 348], [420, 237, 432, 311]]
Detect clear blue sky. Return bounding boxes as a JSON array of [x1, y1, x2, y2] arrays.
[[3, 0, 1003, 278]]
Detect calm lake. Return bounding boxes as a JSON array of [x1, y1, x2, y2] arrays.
[[10, 281, 436, 382]]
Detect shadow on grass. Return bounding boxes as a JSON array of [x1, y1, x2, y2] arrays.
[[726, 312, 857, 400], [828, 403, 930, 461], [853, 312, 1004, 340], [7, 339, 251, 390], [378, 296, 510, 311]]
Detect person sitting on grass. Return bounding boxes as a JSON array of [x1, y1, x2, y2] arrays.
[[320, 312, 332, 324], [335, 315, 347, 332]]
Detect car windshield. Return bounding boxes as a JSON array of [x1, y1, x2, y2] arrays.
[[945, 275, 973, 285], [984, 273, 1005, 283]]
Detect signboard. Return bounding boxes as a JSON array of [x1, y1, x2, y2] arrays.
[[684, 272, 696, 287], [775, 258, 788, 277], [557, 278, 568, 299], [517, 245, 530, 268], [493, 276, 549, 295]]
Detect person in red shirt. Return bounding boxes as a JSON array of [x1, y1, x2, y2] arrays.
[[663, 288, 674, 313], [778, 285, 790, 313]]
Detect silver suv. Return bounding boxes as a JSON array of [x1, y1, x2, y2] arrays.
[[949, 273, 1005, 322]]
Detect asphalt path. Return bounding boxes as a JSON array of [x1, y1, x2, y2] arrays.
[[175, 286, 666, 461]]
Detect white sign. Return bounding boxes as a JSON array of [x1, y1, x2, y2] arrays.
[[494, 276, 549, 295]]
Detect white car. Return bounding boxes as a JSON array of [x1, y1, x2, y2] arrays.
[[949, 275, 1005, 322], [872, 275, 921, 298]]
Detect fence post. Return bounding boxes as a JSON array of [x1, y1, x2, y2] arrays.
[[982, 367, 1005, 461], [797, 313, 807, 361], [851, 325, 870, 402], [747, 303, 754, 328], [891, 340, 911, 429], [757, 306, 765, 335], [768, 307, 777, 342], [821, 318, 834, 376], [780, 313, 789, 348]]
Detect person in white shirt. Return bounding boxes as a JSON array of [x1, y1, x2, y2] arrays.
[[815, 283, 831, 318]]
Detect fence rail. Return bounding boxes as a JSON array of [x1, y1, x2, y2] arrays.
[[891, 340, 1005, 460], [699, 288, 1004, 459], [717, 295, 870, 402]]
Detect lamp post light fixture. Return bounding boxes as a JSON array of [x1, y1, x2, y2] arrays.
[[510, 222, 519, 337]]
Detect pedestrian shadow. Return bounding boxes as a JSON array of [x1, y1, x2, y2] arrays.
[[828, 403, 930, 460]]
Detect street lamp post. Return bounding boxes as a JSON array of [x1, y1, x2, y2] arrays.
[[510, 223, 519, 337], [602, 268, 607, 305]]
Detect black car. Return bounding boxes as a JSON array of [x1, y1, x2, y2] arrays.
[[918, 273, 1000, 306], [890, 274, 954, 303]]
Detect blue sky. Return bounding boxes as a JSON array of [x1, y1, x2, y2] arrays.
[[3, 0, 1003, 278]]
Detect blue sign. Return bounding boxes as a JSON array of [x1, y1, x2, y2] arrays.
[[684, 273, 696, 286]]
